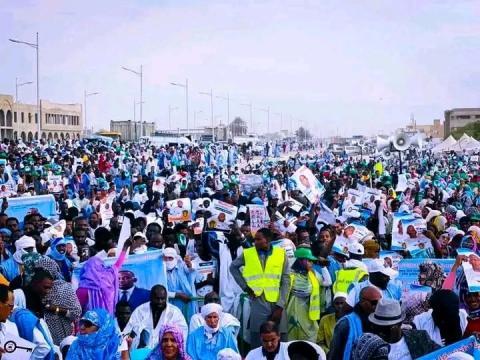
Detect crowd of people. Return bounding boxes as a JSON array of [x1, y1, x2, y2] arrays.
[[0, 136, 478, 359]]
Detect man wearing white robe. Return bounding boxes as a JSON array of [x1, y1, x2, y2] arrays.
[[123, 284, 188, 350]]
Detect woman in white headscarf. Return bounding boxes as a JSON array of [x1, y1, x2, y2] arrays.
[[186, 303, 239, 360], [0, 235, 36, 281]]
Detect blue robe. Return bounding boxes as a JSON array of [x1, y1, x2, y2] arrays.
[[166, 262, 197, 323], [0, 257, 20, 281], [186, 326, 238, 360]]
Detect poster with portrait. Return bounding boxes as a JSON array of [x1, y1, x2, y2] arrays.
[[152, 177, 166, 193], [391, 215, 430, 255], [0, 183, 14, 198], [167, 198, 192, 222], [249, 204, 270, 236], [290, 165, 325, 204], [207, 199, 238, 231], [457, 249, 480, 292], [47, 174, 63, 193]]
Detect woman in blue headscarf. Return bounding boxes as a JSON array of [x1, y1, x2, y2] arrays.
[[48, 237, 73, 282], [66, 308, 123, 360]]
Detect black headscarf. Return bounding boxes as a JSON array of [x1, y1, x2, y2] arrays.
[[429, 289, 463, 345]]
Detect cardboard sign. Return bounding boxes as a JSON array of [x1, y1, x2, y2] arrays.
[[167, 198, 192, 222], [290, 165, 325, 204]]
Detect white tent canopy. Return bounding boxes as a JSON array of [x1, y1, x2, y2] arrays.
[[450, 133, 480, 153], [432, 135, 457, 153]]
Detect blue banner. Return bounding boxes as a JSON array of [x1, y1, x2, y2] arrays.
[[418, 336, 480, 359], [72, 250, 166, 291], [6, 194, 57, 225]]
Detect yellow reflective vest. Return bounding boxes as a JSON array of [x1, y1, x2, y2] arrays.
[[307, 270, 321, 320], [242, 247, 285, 303], [333, 267, 368, 294]]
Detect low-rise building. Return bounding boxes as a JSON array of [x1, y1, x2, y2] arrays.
[[110, 120, 155, 141], [444, 108, 480, 137], [0, 94, 82, 141]]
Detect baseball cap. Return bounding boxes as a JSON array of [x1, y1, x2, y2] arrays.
[[348, 242, 364, 256], [294, 247, 317, 261], [367, 259, 398, 278]]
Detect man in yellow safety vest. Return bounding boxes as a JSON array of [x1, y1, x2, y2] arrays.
[[230, 227, 290, 348]]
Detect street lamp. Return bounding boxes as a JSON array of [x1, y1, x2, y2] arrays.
[[216, 93, 230, 127], [194, 110, 203, 129], [133, 98, 145, 122], [121, 65, 143, 136], [241, 102, 253, 134], [256, 106, 270, 135], [273, 112, 283, 131], [168, 105, 178, 131], [84, 90, 99, 135], [199, 89, 214, 142], [15, 78, 33, 103], [170, 79, 189, 134], [9, 32, 41, 138]]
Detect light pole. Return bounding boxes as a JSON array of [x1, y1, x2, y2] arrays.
[[84, 90, 99, 135], [9, 32, 40, 138], [168, 105, 178, 131], [133, 99, 145, 122], [170, 79, 189, 134], [199, 89, 214, 142], [216, 93, 230, 126], [273, 112, 283, 131], [15, 78, 33, 103], [194, 110, 203, 129], [121, 65, 143, 135], [256, 107, 270, 135], [241, 102, 253, 134]]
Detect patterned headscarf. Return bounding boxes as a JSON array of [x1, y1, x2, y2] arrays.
[[352, 333, 390, 360], [146, 324, 191, 360], [67, 308, 121, 360], [402, 291, 430, 325], [21, 252, 42, 285], [35, 256, 62, 280], [418, 262, 445, 290]]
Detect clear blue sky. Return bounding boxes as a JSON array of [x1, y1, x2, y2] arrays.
[[1, 0, 479, 137]]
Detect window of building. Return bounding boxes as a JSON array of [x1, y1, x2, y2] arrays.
[[475, 115, 480, 119], [14, 112, 17, 123], [457, 115, 471, 119], [35, 114, 38, 123], [28, 113, 32, 123], [21, 112, 24, 123]]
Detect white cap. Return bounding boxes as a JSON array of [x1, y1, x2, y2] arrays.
[[367, 259, 398, 278], [348, 242, 364, 256], [333, 292, 348, 300], [456, 210, 466, 221], [133, 232, 147, 241]]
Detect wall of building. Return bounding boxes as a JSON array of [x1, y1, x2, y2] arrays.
[[0, 94, 82, 142], [444, 108, 480, 137], [110, 120, 155, 141]]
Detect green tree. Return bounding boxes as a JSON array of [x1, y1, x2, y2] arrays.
[[451, 121, 480, 140], [295, 126, 312, 141]]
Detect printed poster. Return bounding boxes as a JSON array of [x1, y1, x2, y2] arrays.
[[290, 165, 325, 204], [167, 198, 192, 222], [457, 248, 480, 292], [249, 204, 270, 236], [207, 199, 238, 231]]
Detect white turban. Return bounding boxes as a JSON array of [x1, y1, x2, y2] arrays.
[[13, 236, 37, 264], [201, 303, 223, 319], [217, 348, 241, 360], [163, 247, 178, 270], [15, 236, 36, 250]]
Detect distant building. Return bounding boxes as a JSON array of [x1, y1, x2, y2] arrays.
[[405, 119, 444, 139], [228, 117, 248, 137], [110, 120, 155, 141], [444, 108, 480, 137], [0, 94, 82, 141]]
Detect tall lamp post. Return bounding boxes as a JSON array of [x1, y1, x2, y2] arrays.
[[256, 106, 270, 135], [84, 90, 99, 135], [241, 102, 253, 134], [199, 89, 214, 142], [168, 105, 178, 131], [170, 79, 189, 134], [9, 32, 41, 138], [15, 78, 33, 103], [194, 110, 203, 129], [216, 93, 230, 126], [121, 65, 143, 135]]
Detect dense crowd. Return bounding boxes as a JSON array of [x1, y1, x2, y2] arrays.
[[0, 136, 478, 359]]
